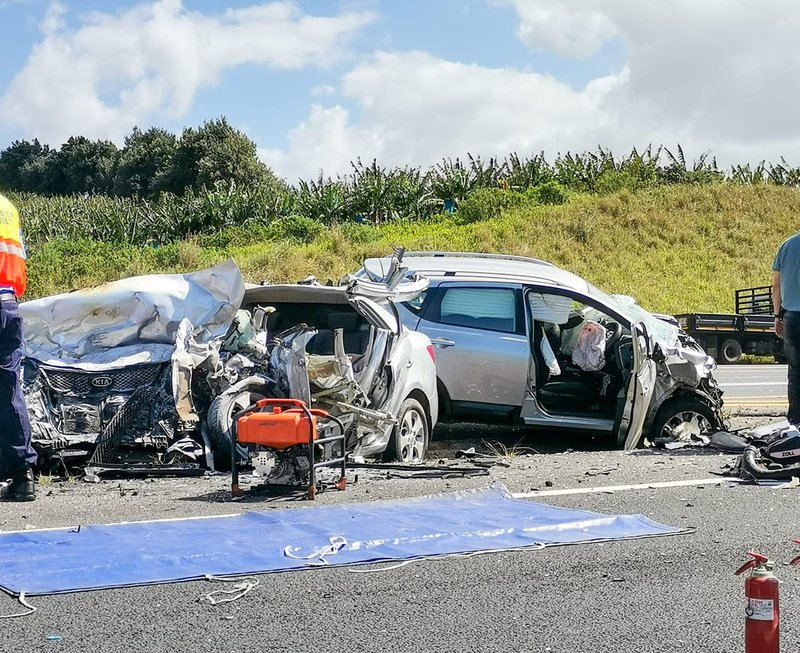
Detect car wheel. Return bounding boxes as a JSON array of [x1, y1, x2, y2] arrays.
[[207, 388, 267, 469], [718, 338, 743, 364], [383, 398, 429, 463], [650, 397, 717, 442]]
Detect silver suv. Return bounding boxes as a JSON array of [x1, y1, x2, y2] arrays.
[[356, 252, 724, 449]]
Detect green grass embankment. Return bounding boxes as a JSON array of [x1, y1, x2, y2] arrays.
[[27, 184, 800, 315]]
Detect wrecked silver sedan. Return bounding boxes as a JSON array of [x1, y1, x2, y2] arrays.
[[20, 260, 438, 474]]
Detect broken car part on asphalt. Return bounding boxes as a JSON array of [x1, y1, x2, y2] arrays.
[[20, 255, 439, 486], [719, 420, 800, 481]]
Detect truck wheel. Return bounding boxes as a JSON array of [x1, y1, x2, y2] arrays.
[[718, 338, 743, 364]]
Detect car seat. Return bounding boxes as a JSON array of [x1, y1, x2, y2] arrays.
[[308, 312, 370, 355], [533, 322, 601, 409]]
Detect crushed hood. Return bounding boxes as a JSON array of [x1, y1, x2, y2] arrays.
[[20, 260, 245, 370]]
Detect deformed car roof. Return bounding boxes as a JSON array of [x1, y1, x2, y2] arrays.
[[363, 252, 591, 293], [362, 251, 681, 348]]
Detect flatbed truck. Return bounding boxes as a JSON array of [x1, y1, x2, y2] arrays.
[[675, 286, 784, 364]]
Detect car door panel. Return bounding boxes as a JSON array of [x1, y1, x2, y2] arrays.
[[621, 322, 657, 449], [414, 284, 529, 409]]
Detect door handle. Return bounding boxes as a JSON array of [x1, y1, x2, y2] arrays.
[[430, 337, 455, 348]]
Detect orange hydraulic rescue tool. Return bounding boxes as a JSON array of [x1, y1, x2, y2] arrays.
[[231, 398, 347, 500]]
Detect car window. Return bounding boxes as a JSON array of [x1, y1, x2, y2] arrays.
[[403, 290, 427, 313], [438, 288, 517, 333], [528, 292, 572, 324]]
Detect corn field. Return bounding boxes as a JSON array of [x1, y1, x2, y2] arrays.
[[12, 145, 800, 248]]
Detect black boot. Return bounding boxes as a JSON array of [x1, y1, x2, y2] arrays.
[[3, 466, 35, 502]]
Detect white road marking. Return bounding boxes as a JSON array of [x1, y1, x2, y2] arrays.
[[0, 512, 242, 535], [511, 477, 740, 499]]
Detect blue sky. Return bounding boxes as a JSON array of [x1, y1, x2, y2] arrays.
[[1, 1, 798, 182]]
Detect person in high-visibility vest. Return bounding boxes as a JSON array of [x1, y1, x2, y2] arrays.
[[0, 192, 35, 501]]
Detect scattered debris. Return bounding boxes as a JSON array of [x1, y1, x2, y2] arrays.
[[584, 467, 616, 477], [755, 477, 800, 489]]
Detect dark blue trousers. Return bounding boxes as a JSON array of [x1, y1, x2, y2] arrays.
[[783, 312, 800, 425], [0, 298, 35, 475]]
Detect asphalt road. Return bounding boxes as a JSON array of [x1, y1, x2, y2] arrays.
[[715, 364, 787, 408], [2, 418, 798, 653]]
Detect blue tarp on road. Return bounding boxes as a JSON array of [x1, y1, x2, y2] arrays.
[[0, 485, 687, 595]]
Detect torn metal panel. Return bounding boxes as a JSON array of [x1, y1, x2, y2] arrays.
[[21, 260, 244, 369], [171, 318, 224, 424], [269, 326, 316, 406]]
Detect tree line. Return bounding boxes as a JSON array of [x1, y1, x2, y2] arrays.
[[4, 117, 800, 238], [0, 118, 282, 199]]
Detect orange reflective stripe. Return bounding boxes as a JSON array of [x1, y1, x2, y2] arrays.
[[0, 239, 26, 259], [0, 195, 27, 296]]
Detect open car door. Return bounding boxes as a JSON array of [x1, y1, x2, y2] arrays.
[[621, 321, 658, 450]]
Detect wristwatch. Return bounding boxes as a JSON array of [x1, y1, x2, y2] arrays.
[[775, 308, 785, 319]]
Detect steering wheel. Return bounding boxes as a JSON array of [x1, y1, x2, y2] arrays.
[[603, 320, 623, 350]]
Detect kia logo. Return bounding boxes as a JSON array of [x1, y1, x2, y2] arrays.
[[91, 376, 114, 389]]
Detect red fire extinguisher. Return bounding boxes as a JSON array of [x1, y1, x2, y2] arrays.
[[734, 551, 779, 653]]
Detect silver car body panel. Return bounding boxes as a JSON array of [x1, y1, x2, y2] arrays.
[[411, 281, 529, 407], [362, 254, 682, 350], [519, 397, 614, 431], [242, 282, 438, 458], [622, 323, 659, 449]]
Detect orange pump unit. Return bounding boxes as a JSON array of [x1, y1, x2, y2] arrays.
[[237, 405, 324, 449], [230, 398, 347, 500]]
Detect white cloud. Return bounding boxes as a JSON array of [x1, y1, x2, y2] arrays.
[[509, 1, 619, 59], [311, 84, 337, 97], [264, 1, 800, 180], [0, 0, 374, 146], [260, 104, 384, 182], [504, 0, 800, 149], [261, 50, 629, 179]]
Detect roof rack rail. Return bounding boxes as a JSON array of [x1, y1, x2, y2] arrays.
[[401, 251, 555, 267]]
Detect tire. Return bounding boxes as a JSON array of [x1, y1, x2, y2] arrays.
[[718, 338, 743, 365], [649, 397, 717, 442], [383, 398, 429, 463], [207, 388, 267, 469]]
